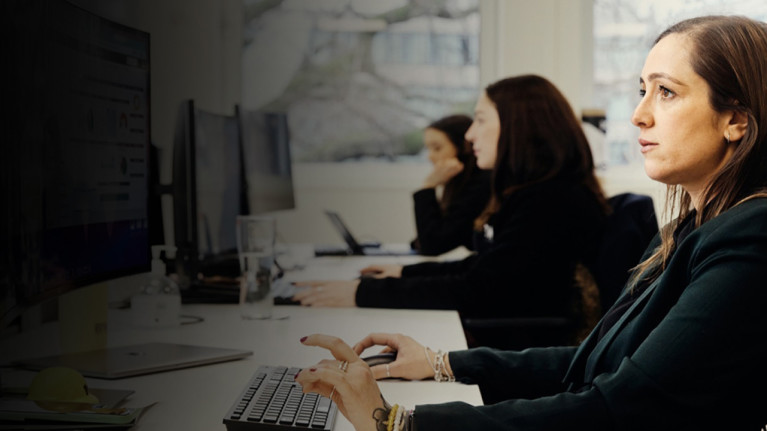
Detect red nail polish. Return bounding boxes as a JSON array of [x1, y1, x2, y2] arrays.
[[309, 368, 316, 372], [300, 336, 307, 343]]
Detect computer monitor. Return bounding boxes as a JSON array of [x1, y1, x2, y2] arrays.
[[236, 106, 296, 215], [2, 0, 151, 328], [171, 100, 244, 286]]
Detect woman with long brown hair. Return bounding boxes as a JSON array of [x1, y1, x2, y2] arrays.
[[296, 16, 767, 430], [294, 75, 609, 328], [411, 114, 491, 256]]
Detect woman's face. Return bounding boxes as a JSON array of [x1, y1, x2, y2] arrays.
[[632, 33, 737, 204], [423, 128, 458, 165], [465, 92, 500, 170]]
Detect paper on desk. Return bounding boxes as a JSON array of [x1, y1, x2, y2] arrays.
[[0, 397, 153, 427]]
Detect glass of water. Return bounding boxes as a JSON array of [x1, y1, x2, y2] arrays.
[[236, 215, 276, 320]]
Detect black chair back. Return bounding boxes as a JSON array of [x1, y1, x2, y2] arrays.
[[590, 193, 659, 312]]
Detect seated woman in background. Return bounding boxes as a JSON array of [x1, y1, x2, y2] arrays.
[[293, 75, 610, 330], [296, 15, 767, 429], [410, 114, 491, 256]]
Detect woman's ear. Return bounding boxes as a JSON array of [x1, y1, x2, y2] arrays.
[[726, 110, 748, 143]]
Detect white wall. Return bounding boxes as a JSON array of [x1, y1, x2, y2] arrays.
[[479, 0, 595, 111]]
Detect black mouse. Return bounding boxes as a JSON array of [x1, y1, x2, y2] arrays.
[[361, 352, 397, 366]]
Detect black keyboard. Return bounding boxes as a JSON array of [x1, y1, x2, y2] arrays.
[[223, 365, 338, 431]]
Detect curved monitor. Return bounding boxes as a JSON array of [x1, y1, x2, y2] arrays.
[[2, 0, 151, 328]]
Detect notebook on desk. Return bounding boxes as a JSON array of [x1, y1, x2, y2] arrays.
[[13, 342, 252, 379], [316, 210, 416, 257]]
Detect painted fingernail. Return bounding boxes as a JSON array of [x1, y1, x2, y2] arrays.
[[309, 368, 317, 372], [300, 336, 307, 343]]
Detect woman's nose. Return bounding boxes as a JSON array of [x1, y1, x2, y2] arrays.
[[632, 97, 652, 128]]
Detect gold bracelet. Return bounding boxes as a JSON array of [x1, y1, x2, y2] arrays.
[[387, 404, 399, 431]]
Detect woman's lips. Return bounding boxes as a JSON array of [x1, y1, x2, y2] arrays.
[[639, 138, 658, 153]]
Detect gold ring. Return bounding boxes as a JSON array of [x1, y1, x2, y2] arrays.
[[338, 360, 349, 372], [329, 386, 336, 400], [385, 363, 391, 378]]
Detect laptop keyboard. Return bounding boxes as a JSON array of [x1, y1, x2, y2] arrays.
[[223, 365, 337, 431]]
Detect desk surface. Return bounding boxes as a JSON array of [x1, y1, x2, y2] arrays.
[[1, 250, 481, 430], [2, 305, 482, 431]]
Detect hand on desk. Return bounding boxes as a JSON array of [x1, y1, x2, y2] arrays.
[[297, 333, 453, 431], [292, 280, 359, 307], [353, 333, 436, 381], [359, 264, 403, 279]]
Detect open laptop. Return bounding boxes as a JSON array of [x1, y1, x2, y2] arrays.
[[13, 342, 252, 379], [315, 211, 415, 257]]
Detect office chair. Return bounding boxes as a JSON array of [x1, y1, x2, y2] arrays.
[[461, 193, 659, 352]]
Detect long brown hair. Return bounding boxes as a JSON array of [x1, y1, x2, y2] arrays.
[[426, 114, 477, 211], [475, 74, 607, 228], [631, 16, 767, 285]]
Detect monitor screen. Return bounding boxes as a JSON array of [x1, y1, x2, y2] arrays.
[[171, 100, 243, 283], [194, 108, 242, 257], [2, 0, 151, 324], [237, 107, 296, 215]]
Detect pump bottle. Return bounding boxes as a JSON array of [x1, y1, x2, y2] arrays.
[[131, 245, 181, 327]]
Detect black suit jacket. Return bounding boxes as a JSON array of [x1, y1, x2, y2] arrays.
[[414, 198, 767, 430], [356, 179, 607, 319], [411, 169, 492, 256]]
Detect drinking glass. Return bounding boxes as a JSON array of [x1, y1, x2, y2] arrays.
[[236, 215, 276, 320]]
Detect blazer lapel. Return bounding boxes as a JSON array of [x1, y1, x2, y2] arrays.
[[563, 278, 661, 386]]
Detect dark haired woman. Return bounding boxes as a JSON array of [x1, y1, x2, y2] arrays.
[[410, 114, 491, 256], [297, 16, 767, 430], [294, 75, 609, 329]]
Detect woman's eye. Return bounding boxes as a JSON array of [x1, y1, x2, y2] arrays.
[[659, 85, 674, 98], [639, 88, 646, 97]]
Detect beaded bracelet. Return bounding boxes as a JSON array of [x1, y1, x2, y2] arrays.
[[424, 347, 455, 382], [436, 350, 455, 382], [393, 403, 404, 431]]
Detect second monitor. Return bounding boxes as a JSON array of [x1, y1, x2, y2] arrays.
[[170, 101, 295, 300]]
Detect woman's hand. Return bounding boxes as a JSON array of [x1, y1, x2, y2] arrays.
[[353, 333, 436, 381], [296, 334, 387, 431], [422, 158, 464, 189], [292, 280, 359, 307], [359, 264, 403, 279]]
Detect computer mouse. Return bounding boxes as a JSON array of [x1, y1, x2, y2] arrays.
[[361, 352, 397, 367]]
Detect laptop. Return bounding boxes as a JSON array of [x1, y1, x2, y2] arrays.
[[316, 211, 415, 257], [13, 342, 252, 379]]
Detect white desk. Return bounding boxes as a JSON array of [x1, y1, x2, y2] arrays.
[[2, 302, 482, 430]]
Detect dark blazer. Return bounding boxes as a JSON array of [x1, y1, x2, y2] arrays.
[[413, 198, 767, 430], [411, 169, 492, 256], [355, 179, 607, 319]]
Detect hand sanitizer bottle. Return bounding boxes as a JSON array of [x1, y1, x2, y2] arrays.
[[131, 245, 181, 327]]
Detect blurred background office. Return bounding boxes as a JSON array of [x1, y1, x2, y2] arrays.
[[61, 0, 766, 296]]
